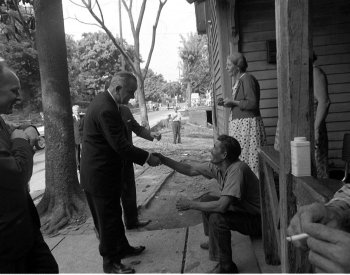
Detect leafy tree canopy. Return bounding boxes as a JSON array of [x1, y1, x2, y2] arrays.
[[179, 33, 210, 95], [143, 69, 183, 103], [69, 32, 136, 101]]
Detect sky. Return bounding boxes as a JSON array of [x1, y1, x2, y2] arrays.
[[62, 0, 197, 82]]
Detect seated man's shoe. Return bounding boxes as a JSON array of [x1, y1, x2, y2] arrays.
[[103, 261, 135, 274], [125, 219, 151, 230], [200, 241, 209, 250], [210, 262, 239, 274], [121, 245, 146, 259]]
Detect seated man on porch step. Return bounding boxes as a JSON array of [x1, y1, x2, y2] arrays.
[[288, 183, 350, 273], [154, 135, 261, 273]]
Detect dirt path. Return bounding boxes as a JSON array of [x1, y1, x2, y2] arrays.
[[133, 121, 218, 231]]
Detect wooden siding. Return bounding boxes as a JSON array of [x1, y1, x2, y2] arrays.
[[238, 0, 278, 151], [236, 0, 350, 169], [206, 0, 231, 136]]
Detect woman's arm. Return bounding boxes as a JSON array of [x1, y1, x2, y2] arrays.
[[313, 67, 330, 144]]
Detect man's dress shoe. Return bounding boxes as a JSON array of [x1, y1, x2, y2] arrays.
[[125, 219, 151, 230], [209, 262, 239, 273], [121, 245, 146, 258], [103, 262, 135, 274]]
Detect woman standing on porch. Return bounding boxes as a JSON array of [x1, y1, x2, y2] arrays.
[[218, 52, 266, 177]]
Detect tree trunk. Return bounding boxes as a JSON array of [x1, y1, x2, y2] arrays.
[[34, 0, 87, 235], [186, 81, 192, 108], [136, 76, 149, 129], [135, 64, 149, 128]]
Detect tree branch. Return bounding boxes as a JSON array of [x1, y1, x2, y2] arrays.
[[94, 0, 104, 24], [143, 0, 167, 79], [68, 0, 87, 9], [66, 16, 101, 29], [80, 0, 137, 74], [122, 0, 136, 39], [135, 0, 147, 36], [11, 0, 32, 41]]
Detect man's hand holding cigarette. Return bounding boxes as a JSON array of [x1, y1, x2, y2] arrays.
[[287, 202, 350, 272]]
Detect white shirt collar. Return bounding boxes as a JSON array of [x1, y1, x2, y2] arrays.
[[107, 89, 120, 111]]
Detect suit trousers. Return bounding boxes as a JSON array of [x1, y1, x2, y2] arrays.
[[172, 121, 181, 144], [0, 229, 58, 273], [85, 191, 130, 261], [75, 144, 81, 170], [201, 194, 261, 264], [121, 161, 138, 226]]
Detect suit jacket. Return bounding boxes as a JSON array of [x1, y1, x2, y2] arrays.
[[119, 105, 154, 144], [0, 117, 40, 260], [73, 115, 84, 145], [119, 105, 154, 186], [80, 92, 149, 196]]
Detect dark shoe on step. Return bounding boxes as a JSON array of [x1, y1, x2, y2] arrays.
[[126, 219, 151, 230], [103, 261, 135, 274], [200, 241, 209, 250], [121, 245, 146, 259], [209, 262, 239, 273]]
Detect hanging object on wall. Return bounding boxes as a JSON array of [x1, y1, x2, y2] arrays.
[[266, 39, 277, 64]]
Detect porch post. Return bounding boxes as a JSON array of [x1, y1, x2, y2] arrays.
[[275, 0, 313, 272], [215, 0, 232, 134]]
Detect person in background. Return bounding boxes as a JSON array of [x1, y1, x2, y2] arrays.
[[154, 135, 261, 273], [313, 53, 331, 178], [119, 104, 161, 229], [171, 106, 181, 144], [72, 104, 84, 171], [219, 52, 266, 178], [80, 71, 161, 274], [287, 183, 350, 273], [0, 58, 58, 273]]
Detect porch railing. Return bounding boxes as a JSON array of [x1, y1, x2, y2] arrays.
[[258, 146, 344, 271]]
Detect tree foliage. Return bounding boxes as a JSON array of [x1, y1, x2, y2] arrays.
[[67, 32, 135, 102], [143, 69, 183, 103], [0, 1, 40, 111], [0, 0, 35, 42], [143, 69, 166, 102], [0, 37, 41, 110], [179, 33, 210, 95]]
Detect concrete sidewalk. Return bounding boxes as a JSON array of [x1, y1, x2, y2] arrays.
[[45, 222, 262, 273]]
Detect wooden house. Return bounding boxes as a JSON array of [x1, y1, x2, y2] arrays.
[[189, 0, 350, 170], [187, 0, 350, 272]]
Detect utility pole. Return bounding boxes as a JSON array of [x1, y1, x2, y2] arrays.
[[119, 0, 125, 70]]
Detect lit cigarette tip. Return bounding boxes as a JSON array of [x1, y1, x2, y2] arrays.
[[286, 233, 309, 242]]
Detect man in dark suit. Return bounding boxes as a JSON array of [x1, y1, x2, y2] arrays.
[[0, 59, 58, 273], [119, 104, 161, 229], [72, 104, 83, 171], [80, 71, 161, 274]]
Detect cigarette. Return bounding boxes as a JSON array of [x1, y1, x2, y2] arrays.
[[286, 233, 309, 242]]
